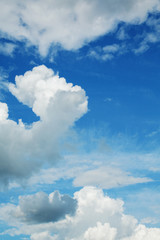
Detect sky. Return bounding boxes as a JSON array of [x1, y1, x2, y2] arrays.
[[1, 0, 160, 239]]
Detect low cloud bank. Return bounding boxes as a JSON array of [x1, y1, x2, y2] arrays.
[[1, 187, 160, 239]]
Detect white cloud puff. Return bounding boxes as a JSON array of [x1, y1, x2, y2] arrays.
[[0, 65, 88, 187], [0, 102, 8, 121], [0, 0, 159, 55], [84, 222, 117, 240], [1, 187, 160, 239]]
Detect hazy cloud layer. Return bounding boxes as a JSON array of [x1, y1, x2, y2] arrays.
[[0, 65, 88, 187], [73, 167, 152, 189], [0, 0, 159, 55], [21, 151, 154, 190], [1, 187, 160, 239]]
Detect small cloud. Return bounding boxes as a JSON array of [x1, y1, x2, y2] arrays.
[[88, 44, 120, 61], [104, 97, 112, 102], [146, 129, 160, 138], [29, 60, 38, 66], [0, 42, 16, 57], [117, 26, 130, 40], [103, 44, 119, 53], [133, 42, 149, 54], [141, 217, 159, 225]]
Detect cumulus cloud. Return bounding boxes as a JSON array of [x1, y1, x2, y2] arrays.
[[122, 225, 160, 240], [0, 65, 88, 187], [0, 102, 8, 121], [1, 190, 77, 224], [84, 222, 117, 240], [1, 187, 160, 239], [0, 0, 159, 56]]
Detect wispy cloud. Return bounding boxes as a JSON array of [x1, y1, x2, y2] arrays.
[[87, 43, 127, 61]]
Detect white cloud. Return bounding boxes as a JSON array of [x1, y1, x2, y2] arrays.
[[1, 187, 160, 240], [0, 0, 159, 56], [19, 150, 154, 190], [73, 167, 152, 189], [88, 43, 127, 61], [0, 102, 8, 121], [130, 13, 160, 55], [0, 65, 88, 187], [84, 222, 117, 240], [0, 67, 9, 94], [122, 224, 160, 240], [0, 42, 16, 56], [31, 232, 56, 240]]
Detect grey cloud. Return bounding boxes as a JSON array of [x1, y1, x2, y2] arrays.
[[15, 191, 77, 224]]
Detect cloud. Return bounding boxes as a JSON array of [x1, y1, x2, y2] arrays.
[[1, 190, 77, 224], [133, 43, 149, 54], [19, 150, 154, 191], [31, 232, 56, 240], [0, 102, 8, 121], [0, 0, 159, 56], [130, 13, 160, 54], [87, 44, 126, 61], [1, 187, 160, 239], [0, 42, 16, 56], [0, 65, 88, 187], [73, 167, 152, 189], [122, 225, 160, 240], [84, 222, 117, 240], [0, 67, 9, 94]]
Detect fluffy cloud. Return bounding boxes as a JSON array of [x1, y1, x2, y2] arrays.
[[0, 102, 8, 121], [1, 187, 160, 239], [123, 225, 160, 240], [0, 0, 159, 56], [1, 190, 77, 224], [0, 65, 88, 187], [84, 222, 117, 240]]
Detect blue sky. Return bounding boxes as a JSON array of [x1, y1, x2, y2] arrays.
[[1, 1, 160, 239]]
